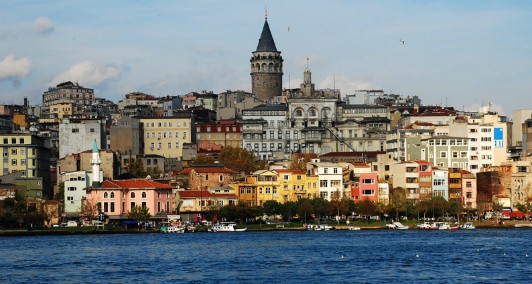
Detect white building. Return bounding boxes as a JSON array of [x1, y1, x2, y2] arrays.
[[307, 161, 343, 201]]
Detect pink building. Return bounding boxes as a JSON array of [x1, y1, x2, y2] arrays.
[[87, 179, 174, 219], [350, 168, 379, 203], [461, 170, 477, 209]]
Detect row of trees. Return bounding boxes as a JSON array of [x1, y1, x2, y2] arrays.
[[0, 190, 46, 229], [206, 192, 471, 224]]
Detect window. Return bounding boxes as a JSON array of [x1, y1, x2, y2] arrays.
[[440, 151, 447, 158], [362, 190, 375, 196], [67, 187, 76, 191], [131, 202, 136, 208], [142, 192, 147, 198], [110, 202, 115, 212], [110, 192, 115, 198], [11, 149, 17, 155], [11, 159, 17, 166], [362, 178, 375, 184], [131, 192, 136, 198], [104, 192, 108, 198], [452, 151, 458, 158], [320, 180, 328, 187], [72, 128, 79, 133]]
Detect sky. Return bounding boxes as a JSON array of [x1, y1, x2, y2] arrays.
[[1, 0, 532, 116]]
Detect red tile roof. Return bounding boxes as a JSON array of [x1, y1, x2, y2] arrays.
[[273, 169, 306, 174], [178, 167, 235, 175], [97, 179, 174, 189], [178, 190, 237, 199]]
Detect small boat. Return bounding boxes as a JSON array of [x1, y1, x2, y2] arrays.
[[347, 226, 361, 231], [210, 222, 247, 232], [390, 222, 409, 230], [460, 222, 476, 230], [434, 222, 450, 230], [417, 222, 438, 230], [167, 225, 186, 233]]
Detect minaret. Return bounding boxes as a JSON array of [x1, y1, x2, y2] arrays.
[[250, 12, 283, 102], [90, 139, 102, 187]]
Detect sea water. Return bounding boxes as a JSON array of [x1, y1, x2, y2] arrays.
[[1, 229, 532, 283]]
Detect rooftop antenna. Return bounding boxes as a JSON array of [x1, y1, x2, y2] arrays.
[[265, 7, 268, 20]]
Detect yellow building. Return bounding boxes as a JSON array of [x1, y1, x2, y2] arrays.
[[0, 133, 51, 196], [139, 114, 194, 159], [50, 103, 74, 119], [234, 169, 319, 206], [274, 169, 319, 202]]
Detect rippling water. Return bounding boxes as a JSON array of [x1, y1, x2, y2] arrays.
[[2, 229, 532, 283]]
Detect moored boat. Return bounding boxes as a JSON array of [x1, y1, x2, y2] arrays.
[[210, 222, 247, 232], [460, 222, 476, 229], [417, 222, 439, 230]]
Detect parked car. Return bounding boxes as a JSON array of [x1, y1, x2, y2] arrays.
[[65, 221, 78, 227]]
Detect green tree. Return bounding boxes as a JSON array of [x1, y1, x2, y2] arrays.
[[448, 200, 463, 220], [125, 158, 147, 178], [359, 199, 377, 221], [262, 200, 282, 219], [191, 154, 215, 165], [128, 205, 151, 221], [297, 199, 314, 224], [328, 190, 348, 223], [390, 187, 407, 220], [432, 196, 449, 218], [515, 203, 528, 213], [54, 182, 65, 203], [312, 198, 329, 223], [219, 146, 257, 174], [492, 201, 503, 212]]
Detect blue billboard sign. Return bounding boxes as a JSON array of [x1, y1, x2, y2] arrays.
[[494, 128, 503, 148]]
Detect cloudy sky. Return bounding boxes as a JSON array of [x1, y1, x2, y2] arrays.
[[1, 0, 531, 116]]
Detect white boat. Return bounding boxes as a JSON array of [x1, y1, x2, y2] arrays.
[[434, 222, 450, 230], [210, 222, 247, 232], [167, 225, 185, 233], [460, 222, 476, 229], [392, 222, 409, 230], [417, 222, 438, 230], [387, 222, 408, 229], [347, 226, 361, 231]]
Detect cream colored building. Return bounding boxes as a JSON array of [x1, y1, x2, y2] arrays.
[[140, 114, 194, 159], [0, 133, 51, 197]]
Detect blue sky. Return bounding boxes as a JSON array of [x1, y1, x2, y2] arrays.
[[1, 0, 531, 116]]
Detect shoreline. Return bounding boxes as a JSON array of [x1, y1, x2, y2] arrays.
[[2, 221, 532, 236]]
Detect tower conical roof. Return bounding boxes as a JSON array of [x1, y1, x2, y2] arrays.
[[256, 20, 277, 52]]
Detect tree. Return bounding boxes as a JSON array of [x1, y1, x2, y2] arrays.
[[191, 154, 215, 165], [128, 205, 151, 221], [390, 187, 407, 220], [81, 198, 99, 220], [219, 146, 257, 174], [312, 198, 329, 223], [359, 199, 377, 221], [262, 200, 282, 219], [448, 200, 463, 220], [328, 190, 348, 223], [125, 158, 147, 178], [297, 199, 314, 224], [54, 182, 65, 203], [515, 203, 528, 213], [289, 154, 313, 171]]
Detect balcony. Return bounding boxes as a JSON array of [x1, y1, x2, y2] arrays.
[[406, 193, 419, 199]]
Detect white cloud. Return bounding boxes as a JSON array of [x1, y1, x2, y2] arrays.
[[0, 55, 32, 80], [51, 61, 120, 87], [318, 75, 378, 95], [33, 17, 54, 35]]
